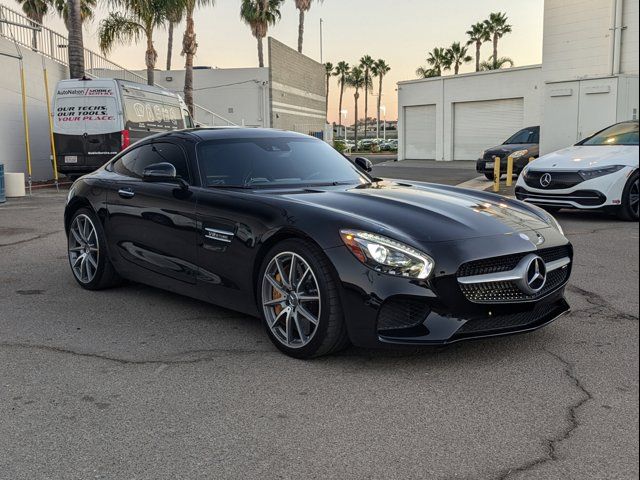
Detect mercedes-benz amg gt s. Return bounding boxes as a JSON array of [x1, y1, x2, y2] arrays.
[[64, 128, 573, 358]]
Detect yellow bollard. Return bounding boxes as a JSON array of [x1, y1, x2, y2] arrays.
[[493, 156, 501, 193], [506, 155, 514, 187], [19, 61, 32, 195], [43, 66, 59, 190]]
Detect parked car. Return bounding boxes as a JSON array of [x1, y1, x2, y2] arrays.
[[515, 121, 639, 221], [476, 126, 540, 180], [357, 139, 375, 150], [65, 128, 572, 358], [53, 78, 194, 176]]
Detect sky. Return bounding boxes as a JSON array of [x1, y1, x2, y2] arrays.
[[1, 0, 544, 124]]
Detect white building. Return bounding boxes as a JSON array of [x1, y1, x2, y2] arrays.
[[397, 0, 639, 161]]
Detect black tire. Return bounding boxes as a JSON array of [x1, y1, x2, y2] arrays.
[[484, 173, 495, 181], [257, 239, 349, 359], [67, 207, 122, 290], [618, 172, 639, 222]]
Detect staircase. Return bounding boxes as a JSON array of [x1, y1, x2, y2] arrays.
[[0, 4, 236, 127]]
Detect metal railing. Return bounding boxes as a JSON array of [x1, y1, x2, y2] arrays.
[[0, 3, 237, 126]]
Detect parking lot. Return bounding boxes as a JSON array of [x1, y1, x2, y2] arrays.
[[0, 171, 638, 479]]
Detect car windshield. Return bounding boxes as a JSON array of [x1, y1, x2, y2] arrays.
[[504, 128, 538, 144], [197, 136, 368, 188], [580, 122, 639, 146]]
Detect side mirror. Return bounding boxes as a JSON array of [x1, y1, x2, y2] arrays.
[[354, 156, 373, 173], [142, 162, 188, 188]]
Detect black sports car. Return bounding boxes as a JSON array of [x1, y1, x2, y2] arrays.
[[64, 128, 572, 358], [476, 126, 540, 180]]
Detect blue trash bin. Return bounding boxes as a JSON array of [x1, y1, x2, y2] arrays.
[[0, 164, 5, 204]]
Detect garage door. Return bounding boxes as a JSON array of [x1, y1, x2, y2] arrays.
[[453, 98, 524, 160], [404, 105, 436, 159]]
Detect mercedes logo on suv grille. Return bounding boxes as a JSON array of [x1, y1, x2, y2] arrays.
[[515, 255, 548, 295], [540, 173, 552, 188]]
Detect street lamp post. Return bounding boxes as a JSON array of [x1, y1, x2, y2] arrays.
[[380, 105, 387, 141], [341, 109, 348, 141]]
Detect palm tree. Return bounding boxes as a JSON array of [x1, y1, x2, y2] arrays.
[[446, 42, 472, 75], [359, 55, 374, 138], [165, 3, 184, 70], [480, 56, 514, 71], [240, 0, 284, 68], [54, 0, 96, 28], [67, 0, 86, 78], [15, 0, 50, 50], [294, 0, 322, 54], [323, 62, 333, 121], [415, 66, 437, 79], [333, 61, 349, 127], [99, 0, 174, 85], [426, 47, 450, 77], [346, 67, 365, 149], [372, 59, 390, 138], [466, 22, 490, 72], [484, 12, 512, 69], [181, 0, 214, 116]]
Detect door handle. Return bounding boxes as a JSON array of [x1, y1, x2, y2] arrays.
[[118, 188, 135, 199]]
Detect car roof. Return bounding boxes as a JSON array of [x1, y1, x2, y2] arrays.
[[183, 127, 318, 141]]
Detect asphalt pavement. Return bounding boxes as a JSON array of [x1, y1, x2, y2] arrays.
[[0, 169, 638, 479]]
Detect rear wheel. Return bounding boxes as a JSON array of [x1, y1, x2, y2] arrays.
[[67, 208, 121, 290], [484, 173, 494, 181], [618, 172, 639, 221], [258, 239, 349, 359]]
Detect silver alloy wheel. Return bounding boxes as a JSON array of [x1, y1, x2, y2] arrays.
[[630, 178, 639, 218], [68, 214, 99, 284], [262, 252, 321, 349]]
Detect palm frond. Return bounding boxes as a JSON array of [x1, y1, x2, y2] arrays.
[[98, 12, 144, 54]]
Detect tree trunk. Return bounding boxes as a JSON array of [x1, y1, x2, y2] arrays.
[[325, 74, 330, 121], [29, 19, 39, 51], [145, 33, 157, 85], [257, 36, 264, 67], [376, 76, 383, 139], [454, 63, 459, 75], [354, 91, 359, 149], [67, 0, 85, 78], [493, 35, 498, 68], [183, 12, 196, 117], [338, 81, 344, 126], [166, 22, 174, 71], [475, 41, 481, 72], [363, 75, 369, 139], [297, 9, 305, 53]]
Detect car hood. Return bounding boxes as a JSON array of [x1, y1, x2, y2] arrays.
[[485, 143, 538, 155], [531, 145, 639, 170], [278, 181, 553, 243]]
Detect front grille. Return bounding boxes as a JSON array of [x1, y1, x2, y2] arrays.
[[456, 245, 572, 304], [523, 171, 584, 190], [377, 297, 431, 332], [515, 187, 607, 207], [459, 267, 569, 303], [453, 300, 568, 337]]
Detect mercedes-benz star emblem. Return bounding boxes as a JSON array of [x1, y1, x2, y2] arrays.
[[540, 173, 552, 188], [515, 255, 547, 295]]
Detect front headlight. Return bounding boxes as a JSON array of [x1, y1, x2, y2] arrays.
[[340, 230, 434, 279], [578, 165, 625, 181], [510, 149, 529, 159]]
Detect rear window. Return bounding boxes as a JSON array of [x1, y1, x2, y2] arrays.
[[580, 122, 639, 146]]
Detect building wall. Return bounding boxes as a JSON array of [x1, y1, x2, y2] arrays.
[[397, 66, 543, 161], [133, 67, 270, 128], [542, 0, 639, 81], [268, 38, 327, 137], [0, 37, 68, 181]]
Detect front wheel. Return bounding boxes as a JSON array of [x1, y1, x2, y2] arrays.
[[258, 239, 349, 359], [618, 172, 639, 221]]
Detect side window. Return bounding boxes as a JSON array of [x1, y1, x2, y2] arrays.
[[153, 143, 191, 182], [112, 148, 140, 178]]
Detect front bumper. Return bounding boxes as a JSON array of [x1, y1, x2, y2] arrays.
[[515, 167, 633, 210], [324, 237, 572, 349]]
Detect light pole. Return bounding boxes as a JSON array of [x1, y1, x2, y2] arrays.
[[341, 109, 348, 141], [380, 105, 387, 141]]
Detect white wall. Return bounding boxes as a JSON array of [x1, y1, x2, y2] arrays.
[[397, 66, 542, 161], [137, 67, 270, 128], [0, 37, 68, 181], [542, 0, 639, 81]]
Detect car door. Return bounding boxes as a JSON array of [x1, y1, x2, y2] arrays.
[[105, 141, 198, 284]]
